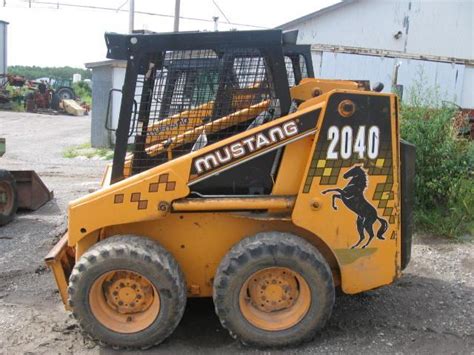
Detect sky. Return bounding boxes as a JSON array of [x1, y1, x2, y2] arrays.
[[0, 0, 338, 68]]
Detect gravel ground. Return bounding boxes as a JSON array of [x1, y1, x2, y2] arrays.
[[0, 111, 472, 354]]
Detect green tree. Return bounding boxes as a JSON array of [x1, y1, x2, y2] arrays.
[[7, 65, 92, 81]]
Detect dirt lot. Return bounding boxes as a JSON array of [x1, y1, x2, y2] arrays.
[[0, 111, 472, 354]]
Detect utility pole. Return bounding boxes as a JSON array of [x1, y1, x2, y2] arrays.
[[212, 16, 219, 31], [129, 0, 135, 34], [174, 0, 180, 32]]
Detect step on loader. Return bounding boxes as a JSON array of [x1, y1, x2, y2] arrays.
[[45, 29, 415, 349]]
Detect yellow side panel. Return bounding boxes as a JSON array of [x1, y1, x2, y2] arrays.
[[68, 162, 192, 246], [290, 78, 360, 101], [103, 214, 327, 298], [272, 136, 313, 195], [68, 89, 401, 297], [292, 91, 401, 294]]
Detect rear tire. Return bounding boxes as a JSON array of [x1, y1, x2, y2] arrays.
[[213, 232, 334, 347], [50, 93, 60, 110], [0, 169, 18, 226], [68, 235, 186, 349], [56, 87, 75, 101]]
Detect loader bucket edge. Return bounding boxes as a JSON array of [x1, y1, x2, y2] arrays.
[[10, 170, 53, 210], [45, 232, 74, 309]]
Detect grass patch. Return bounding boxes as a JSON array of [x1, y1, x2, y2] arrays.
[[63, 142, 113, 160]]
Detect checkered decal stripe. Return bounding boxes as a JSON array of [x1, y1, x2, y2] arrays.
[[113, 173, 176, 210]]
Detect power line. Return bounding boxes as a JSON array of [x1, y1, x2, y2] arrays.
[[212, 0, 230, 24], [12, 0, 268, 29], [116, 0, 128, 12]]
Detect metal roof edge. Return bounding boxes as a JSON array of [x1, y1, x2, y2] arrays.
[[85, 59, 127, 69], [311, 43, 474, 65], [277, 0, 356, 30]]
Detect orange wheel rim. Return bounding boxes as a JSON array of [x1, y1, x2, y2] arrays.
[[89, 270, 160, 333], [239, 267, 311, 331]]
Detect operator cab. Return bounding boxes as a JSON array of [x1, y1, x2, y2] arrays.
[[106, 30, 313, 195]]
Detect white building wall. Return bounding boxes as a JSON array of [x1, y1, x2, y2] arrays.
[[405, 0, 473, 60], [312, 50, 469, 107], [461, 66, 474, 109], [283, 0, 473, 108], [291, 0, 473, 60]]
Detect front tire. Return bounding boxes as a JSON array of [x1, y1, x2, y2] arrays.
[[213, 232, 334, 347], [0, 169, 18, 226], [68, 235, 186, 349]]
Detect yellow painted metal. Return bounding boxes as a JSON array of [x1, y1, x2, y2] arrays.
[[290, 78, 362, 101], [101, 163, 113, 187], [143, 100, 270, 158], [144, 87, 267, 147], [89, 270, 160, 333], [271, 135, 315, 195], [145, 101, 214, 146], [47, 213, 338, 302], [239, 267, 311, 331], [66, 101, 319, 247], [100, 213, 335, 298], [67, 166, 191, 247], [75, 231, 99, 261], [291, 91, 401, 294], [103, 271, 155, 314], [44, 233, 73, 309], [46, 79, 403, 305], [172, 196, 295, 212], [119, 100, 271, 177]]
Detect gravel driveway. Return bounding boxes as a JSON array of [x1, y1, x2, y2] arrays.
[[0, 111, 472, 354]]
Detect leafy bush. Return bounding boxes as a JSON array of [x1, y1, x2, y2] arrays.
[[400, 72, 473, 238], [72, 81, 92, 105]]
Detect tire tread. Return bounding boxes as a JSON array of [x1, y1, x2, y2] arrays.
[[213, 232, 334, 347], [68, 235, 186, 349]]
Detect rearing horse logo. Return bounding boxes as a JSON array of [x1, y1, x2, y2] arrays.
[[322, 165, 388, 249]]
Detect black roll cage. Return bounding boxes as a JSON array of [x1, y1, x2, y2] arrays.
[[105, 29, 313, 183]]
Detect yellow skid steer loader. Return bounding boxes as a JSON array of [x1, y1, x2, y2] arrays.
[[45, 30, 415, 349]]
